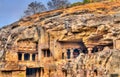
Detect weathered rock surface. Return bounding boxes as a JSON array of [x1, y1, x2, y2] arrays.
[[0, 1, 120, 77], [1, 1, 120, 48]]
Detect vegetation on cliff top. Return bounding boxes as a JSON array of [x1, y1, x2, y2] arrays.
[[24, 0, 113, 16], [24, 0, 70, 16]]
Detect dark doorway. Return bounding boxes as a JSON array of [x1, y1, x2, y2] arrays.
[[110, 74, 119, 77], [43, 50, 46, 57], [94, 69, 98, 76], [26, 68, 40, 77], [32, 54, 36, 61], [82, 48, 88, 54], [67, 49, 71, 59], [62, 52, 64, 59], [18, 53, 22, 60], [24, 53, 30, 61], [47, 49, 51, 57], [92, 46, 98, 53], [73, 49, 80, 58]]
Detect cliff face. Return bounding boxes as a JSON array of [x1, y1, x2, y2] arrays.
[[0, 1, 120, 77], [1, 1, 120, 48]]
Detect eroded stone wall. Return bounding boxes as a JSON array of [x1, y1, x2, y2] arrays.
[[0, 1, 120, 77]]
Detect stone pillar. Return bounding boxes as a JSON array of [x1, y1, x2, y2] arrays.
[[22, 53, 24, 61], [38, 38, 43, 62], [70, 49, 73, 59], [113, 39, 116, 49], [64, 52, 66, 59], [38, 49, 42, 61], [36, 54, 38, 61], [38, 27, 46, 62], [88, 48, 93, 55], [41, 68, 44, 77], [36, 69, 39, 77], [30, 53, 32, 61], [40, 27, 45, 43], [45, 50, 47, 57], [63, 49, 67, 59]]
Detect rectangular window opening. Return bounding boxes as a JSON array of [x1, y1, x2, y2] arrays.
[[32, 54, 36, 61], [24, 53, 30, 61]]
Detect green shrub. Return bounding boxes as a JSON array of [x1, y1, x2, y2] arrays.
[[70, 2, 83, 7], [83, 0, 90, 4]]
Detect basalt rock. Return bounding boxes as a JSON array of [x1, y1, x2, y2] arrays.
[[0, 1, 120, 77]]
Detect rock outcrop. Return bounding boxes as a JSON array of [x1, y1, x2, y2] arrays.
[[0, 1, 120, 77]]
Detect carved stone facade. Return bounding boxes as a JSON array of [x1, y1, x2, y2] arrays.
[[0, 26, 119, 77], [0, 1, 120, 77]]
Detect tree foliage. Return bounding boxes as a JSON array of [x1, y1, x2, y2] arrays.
[[47, 0, 70, 10], [83, 0, 104, 3], [70, 2, 83, 7], [24, 1, 47, 16], [83, 0, 90, 3], [24, 0, 105, 16]]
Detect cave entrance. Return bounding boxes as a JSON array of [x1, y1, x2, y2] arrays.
[[73, 49, 80, 58], [26, 68, 40, 77]]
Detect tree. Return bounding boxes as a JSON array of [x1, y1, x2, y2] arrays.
[[47, 0, 70, 10], [24, 1, 47, 16]]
